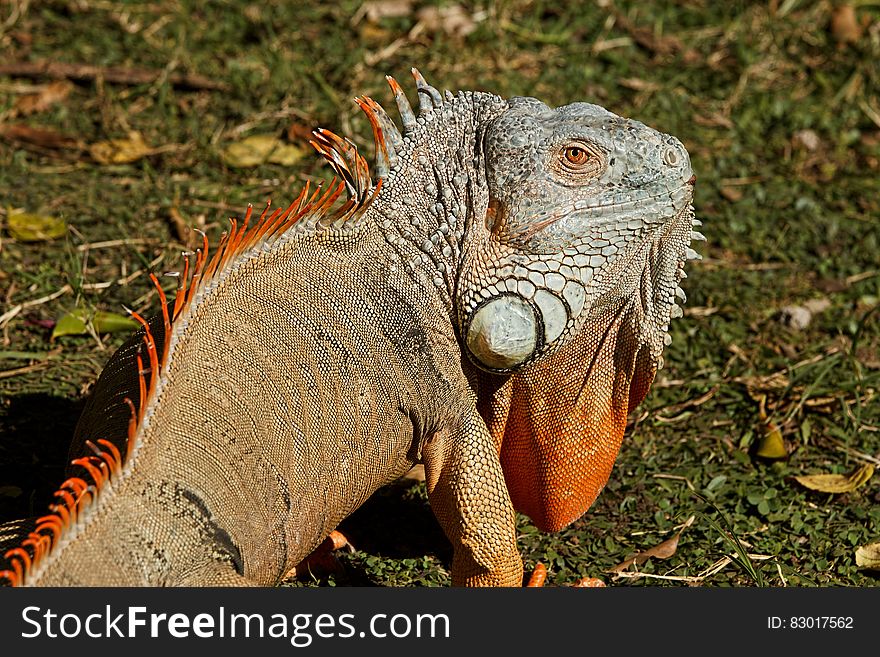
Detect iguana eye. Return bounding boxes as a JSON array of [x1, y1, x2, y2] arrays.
[[551, 141, 605, 181], [564, 146, 589, 166]]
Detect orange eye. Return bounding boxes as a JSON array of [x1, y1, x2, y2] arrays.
[[564, 146, 589, 166], [551, 142, 605, 181]]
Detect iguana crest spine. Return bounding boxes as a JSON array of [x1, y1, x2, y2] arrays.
[[0, 70, 430, 587]]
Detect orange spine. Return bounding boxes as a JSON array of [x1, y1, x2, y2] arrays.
[[1, 120, 383, 584]]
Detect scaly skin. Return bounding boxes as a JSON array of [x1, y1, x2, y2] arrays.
[[0, 70, 698, 586]]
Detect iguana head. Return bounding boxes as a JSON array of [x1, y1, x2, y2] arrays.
[[459, 96, 696, 373]]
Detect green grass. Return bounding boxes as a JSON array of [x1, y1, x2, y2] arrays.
[[1, 0, 878, 586]]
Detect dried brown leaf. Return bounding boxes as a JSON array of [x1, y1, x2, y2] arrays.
[[608, 516, 694, 573], [793, 464, 874, 494], [720, 186, 743, 202], [571, 577, 606, 587], [90, 131, 154, 165], [221, 134, 306, 168], [13, 80, 73, 116], [855, 542, 880, 571], [736, 372, 790, 397], [416, 5, 478, 38], [286, 121, 315, 144], [88, 135, 184, 165], [0, 123, 79, 150], [831, 4, 862, 44], [6, 208, 67, 242], [358, 22, 395, 45]]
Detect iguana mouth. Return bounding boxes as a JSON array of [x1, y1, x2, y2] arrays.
[[574, 182, 695, 227], [502, 182, 695, 248]]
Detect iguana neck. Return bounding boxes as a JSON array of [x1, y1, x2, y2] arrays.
[[366, 91, 508, 311]]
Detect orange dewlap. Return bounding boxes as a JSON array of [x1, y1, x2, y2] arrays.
[[479, 307, 657, 532]]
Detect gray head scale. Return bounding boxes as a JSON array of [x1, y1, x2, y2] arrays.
[[461, 95, 698, 372]]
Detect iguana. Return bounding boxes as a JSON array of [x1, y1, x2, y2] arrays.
[[0, 69, 699, 586]]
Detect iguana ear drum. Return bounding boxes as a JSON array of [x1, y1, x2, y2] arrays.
[[466, 295, 538, 371]]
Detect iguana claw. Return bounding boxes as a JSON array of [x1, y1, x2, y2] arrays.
[[284, 530, 353, 582], [525, 562, 605, 587], [525, 562, 548, 587]]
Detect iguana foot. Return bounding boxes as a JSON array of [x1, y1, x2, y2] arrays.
[[526, 562, 606, 587], [284, 530, 353, 581]]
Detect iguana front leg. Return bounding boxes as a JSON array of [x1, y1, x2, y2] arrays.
[[421, 411, 522, 587]]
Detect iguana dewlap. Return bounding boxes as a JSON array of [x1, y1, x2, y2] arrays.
[[0, 70, 699, 586]]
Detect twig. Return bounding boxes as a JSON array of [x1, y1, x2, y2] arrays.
[[683, 305, 719, 317], [720, 176, 764, 186], [0, 60, 229, 92], [0, 361, 48, 379], [122, 254, 165, 286], [654, 386, 719, 420], [0, 250, 164, 327], [80, 253, 166, 291], [168, 207, 191, 244], [860, 100, 880, 130], [846, 270, 878, 286], [1, 0, 30, 30], [0, 284, 72, 327], [824, 436, 880, 466], [224, 105, 314, 139], [652, 378, 686, 388], [788, 347, 841, 371], [653, 473, 696, 491], [0, 348, 60, 361], [611, 571, 704, 582], [614, 554, 732, 583], [776, 562, 788, 587], [612, 553, 772, 583], [76, 238, 157, 252]]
